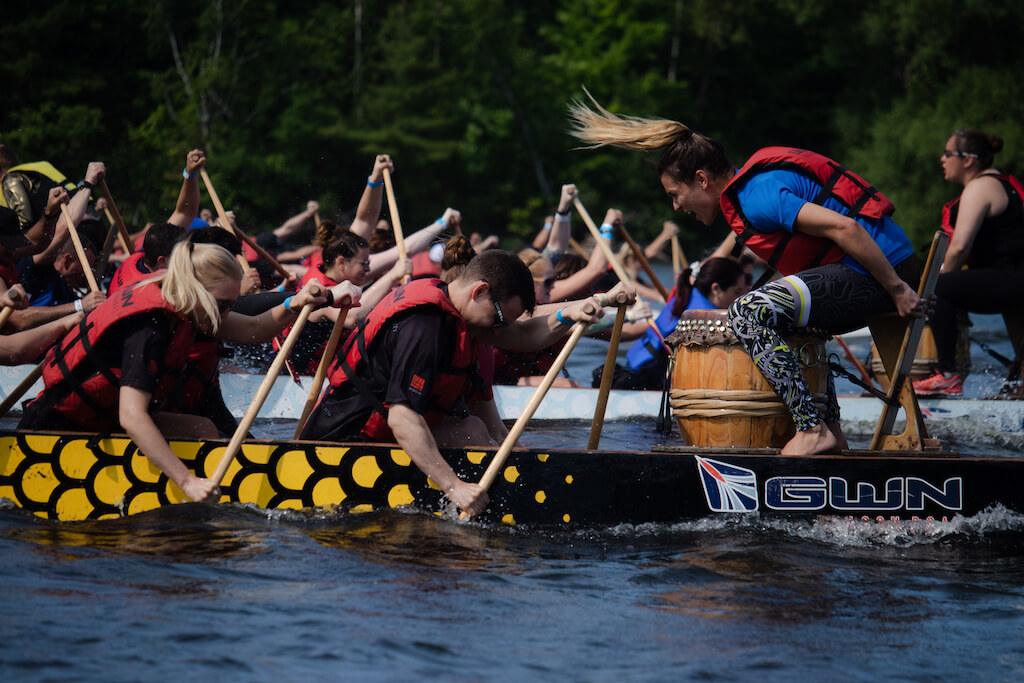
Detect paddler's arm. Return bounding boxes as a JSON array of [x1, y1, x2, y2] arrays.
[[478, 295, 605, 351], [216, 280, 360, 343], [350, 154, 392, 239], [366, 209, 453, 280], [119, 385, 220, 503], [793, 203, 923, 318], [387, 401, 488, 519], [167, 149, 205, 229], [0, 312, 81, 363]]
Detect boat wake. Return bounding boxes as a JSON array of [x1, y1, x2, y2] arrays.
[[588, 505, 1024, 548]]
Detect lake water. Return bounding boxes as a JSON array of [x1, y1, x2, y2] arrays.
[[3, 266, 1024, 681]]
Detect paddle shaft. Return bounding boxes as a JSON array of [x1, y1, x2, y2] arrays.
[[200, 169, 292, 281], [381, 168, 410, 284], [212, 298, 319, 486], [588, 302, 628, 450], [0, 288, 22, 329], [0, 362, 42, 418], [870, 232, 948, 448], [671, 235, 687, 277], [618, 223, 669, 301], [834, 334, 874, 387], [294, 303, 352, 438], [99, 181, 135, 255], [568, 238, 589, 259], [59, 204, 101, 294]]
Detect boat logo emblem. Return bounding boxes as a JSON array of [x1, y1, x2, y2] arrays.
[[695, 456, 759, 512]]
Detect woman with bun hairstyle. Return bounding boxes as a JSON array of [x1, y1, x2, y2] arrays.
[[569, 97, 926, 455], [913, 130, 1024, 396], [20, 241, 359, 502]]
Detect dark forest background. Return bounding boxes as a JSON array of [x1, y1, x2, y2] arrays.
[[2, 0, 1022, 256]]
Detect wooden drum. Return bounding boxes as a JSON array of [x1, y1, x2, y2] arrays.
[[667, 309, 829, 449]]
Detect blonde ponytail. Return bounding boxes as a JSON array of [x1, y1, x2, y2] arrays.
[[568, 88, 690, 151], [162, 241, 242, 334], [568, 88, 733, 183]]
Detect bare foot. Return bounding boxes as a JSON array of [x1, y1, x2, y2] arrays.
[[781, 423, 837, 456], [827, 422, 849, 452]]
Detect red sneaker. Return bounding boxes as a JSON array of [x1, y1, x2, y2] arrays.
[[913, 371, 963, 397]]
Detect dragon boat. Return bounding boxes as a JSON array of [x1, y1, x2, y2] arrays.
[[1, 428, 1021, 524]]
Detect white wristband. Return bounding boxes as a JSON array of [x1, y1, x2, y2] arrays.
[[74, 299, 84, 313]]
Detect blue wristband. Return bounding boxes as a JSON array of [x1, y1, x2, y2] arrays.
[[183, 167, 196, 179], [543, 222, 553, 231], [436, 217, 446, 226], [282, 296, 295, 312], [556, 309, 571, 326], [367, 177, 384, 188]]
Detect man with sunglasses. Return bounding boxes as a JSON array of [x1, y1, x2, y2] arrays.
[[300, 249, 606, 519]]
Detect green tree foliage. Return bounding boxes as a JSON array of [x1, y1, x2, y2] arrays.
[[0, 0, 1020, 257]]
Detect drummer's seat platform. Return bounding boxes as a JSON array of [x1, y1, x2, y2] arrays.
[[867, 232, 949, 452]]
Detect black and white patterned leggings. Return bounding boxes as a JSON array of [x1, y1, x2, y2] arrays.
[[727, 259, 918, 431]]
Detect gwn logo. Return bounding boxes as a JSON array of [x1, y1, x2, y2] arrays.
[[695, 456, 759, 512]]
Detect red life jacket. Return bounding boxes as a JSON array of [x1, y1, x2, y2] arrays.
[[108, 252, 160, 295], [720, 147, 895, 275], [35, 282, 196, 431], [304, 248, 323, 272], [320, 278, 480, 441], [941, 173, 1024, 269], [410, 250, 441, 278], [272, 264, 344, 373]]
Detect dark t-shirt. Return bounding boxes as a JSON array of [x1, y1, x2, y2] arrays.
[[301, 309, 454, 441], [18, 312, 173, 429], [17, 258, 74, 307]]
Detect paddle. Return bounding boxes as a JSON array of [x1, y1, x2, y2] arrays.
[[381, 168, 410, 285], [59, 204, 101, 294], [211, 282, 323, 487], [671, 235, 687, 277], [92, 206, 119, 282], [573, 198, 668, 352], [294, 300, 353, 438], [0, 287, 23, 330], [617, 222, 670, 301], [460, 301, 599, 520], [568, 237, 589, 259], [588, 295, 629, 450], [834, 334, 875, 388], [0, 363, 42, 419], [99, 180, 135, 255], [199, 169, 293, 282]]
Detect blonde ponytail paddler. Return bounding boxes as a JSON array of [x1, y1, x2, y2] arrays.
[[161, 241, 243, 335]]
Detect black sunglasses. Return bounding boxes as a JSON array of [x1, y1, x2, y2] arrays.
[[485, 282, 507, 328]]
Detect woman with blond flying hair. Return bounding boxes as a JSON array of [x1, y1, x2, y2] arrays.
[[20, 241, 360, 502], [569, 96, 927, 455]]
